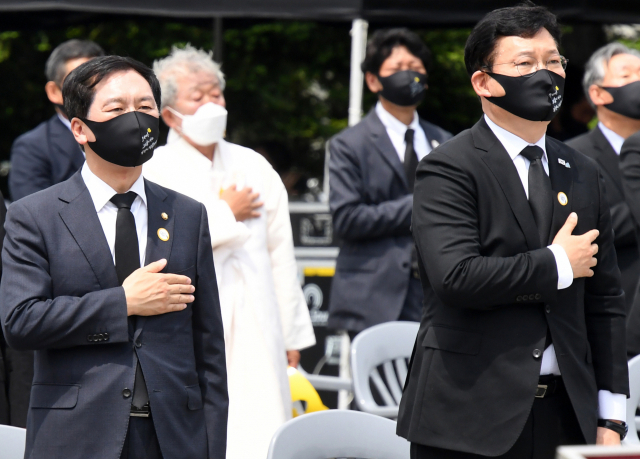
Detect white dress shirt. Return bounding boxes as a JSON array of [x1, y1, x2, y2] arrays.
[[81, 162, 148, 267], [484, 114, 625, 421], [375, 102, 431, 162], [598, 122, 625, 155]]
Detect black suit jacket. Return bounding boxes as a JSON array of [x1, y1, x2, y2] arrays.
[[328, 109, 452, 332], [9, 115, 84, 201], [0, 173, 228, 459], [618, 132, 640, 356], [397, 118, 628, 455], [567, 128, 640, 319]]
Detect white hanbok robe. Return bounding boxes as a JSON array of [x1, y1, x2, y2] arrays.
[[143, 131, 316, 459]]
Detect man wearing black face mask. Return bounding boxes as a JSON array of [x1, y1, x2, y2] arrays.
[[0, 56, 228, 459], [566, 43, 640, 358], [328, 28, 452, 338], [398, 4, 628, 459]]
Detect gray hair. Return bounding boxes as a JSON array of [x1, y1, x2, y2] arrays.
[[152, 44, 226, 109], [583, 42, 640, 107], [45, 39, 104, 86]]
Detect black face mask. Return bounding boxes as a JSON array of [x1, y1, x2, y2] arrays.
[[81, 111, 159, 167], [377, 70, 428, 107], [602, 81, 640, 119], [485, 69, 565, 122]]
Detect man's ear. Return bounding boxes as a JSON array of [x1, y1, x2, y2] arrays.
[[365, 72, 382, 93], [470, 71, 493, 98], [161, 107, 180, 130], [589, 84, 613, 107], [44, 81, 63, 105], [70, 118, 94, 146]]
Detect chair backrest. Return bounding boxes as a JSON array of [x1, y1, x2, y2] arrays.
[[266, 409, 410, 459], [625, 354, 640, 444], [0, 424, 26, 459], [351, 321, 419, 418]]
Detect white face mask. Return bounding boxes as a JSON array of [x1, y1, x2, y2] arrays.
[[167, 102, 227, 146]]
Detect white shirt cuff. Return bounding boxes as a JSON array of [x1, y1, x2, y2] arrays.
[[548, 244, 573, 290], [598, 390, 627, 422]]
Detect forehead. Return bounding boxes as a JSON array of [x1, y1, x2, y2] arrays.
[[607, 53, 640, 72], [92, 70, 154, 100], [384, 45, 421, 63], [175, 68, 219, 92], [493, 28, 559, 58]]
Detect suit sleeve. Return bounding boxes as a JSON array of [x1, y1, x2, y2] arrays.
[[0, 200, 129, 350], [584, 167, 629, 396], [192, 203, 229, 459], [609, 200, 636, 248], [620, 132, 640, 229], [413, 152, 559, 309], [329, 135, 413, 241], [9, 135, 52, 201]]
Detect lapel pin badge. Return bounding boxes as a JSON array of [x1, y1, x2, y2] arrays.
[[431, 139, 440, 149], [161, 212, 168, 221], [557, 192, 568, 206], [157, 228, 170, 242], [558, 158, 570, 168]]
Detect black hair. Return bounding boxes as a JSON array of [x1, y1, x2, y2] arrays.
[[464, 1, 562, 77], [62, 55, 161, 121], [361, 28, 432, 75], [45, 39, 105, 86]]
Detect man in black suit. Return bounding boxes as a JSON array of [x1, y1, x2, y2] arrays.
[[1, 56, 228, 459], [328, 28, 452, 336], [397, 4, 629, 459], [566, 43, 640, 357], [9, 39, 104, 202], [1, 39, 104, 429]]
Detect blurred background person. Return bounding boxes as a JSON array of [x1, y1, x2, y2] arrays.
[[1, 39, 103, 428], [9, 39, 104, 201], [328, 28, 452, 339], [144, 45, 315, 459], [566, 43, 640, 357]]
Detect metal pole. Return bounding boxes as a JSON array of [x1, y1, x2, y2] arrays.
[[347, 19, 368, 127], [213, 17, 223, 62]]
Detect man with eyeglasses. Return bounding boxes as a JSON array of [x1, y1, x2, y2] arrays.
[[566, 43, 640, 358], [397, 4, 629, 459]]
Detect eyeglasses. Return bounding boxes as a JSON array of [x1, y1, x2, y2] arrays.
[[489, 56, 568, 77]]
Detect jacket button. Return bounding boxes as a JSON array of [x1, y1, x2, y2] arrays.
[[516, 296, 522, 302], [535, 294, 541, 300], [98, 333, 105, 341], [528, 294, 535, 301], [402, 262, 409, 269], [545, 305, 551, 314], [87, 335, 93, 342], [135, 341, 142, 348], [103, 332, 109, 341], [122, 388, 132, 398], [532, 349, 542, 359]]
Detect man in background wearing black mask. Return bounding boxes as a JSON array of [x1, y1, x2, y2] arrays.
[[398, 3, 628, 459], [328, 28, 452, 339], [0, 56, 228, 459], [566, 43, 640, 358]]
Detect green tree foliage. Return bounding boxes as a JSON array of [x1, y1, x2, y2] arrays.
[[0, 19, 482, 195]]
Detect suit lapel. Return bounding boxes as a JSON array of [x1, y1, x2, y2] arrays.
[[589, 127, 624, 195], [366, 110, 409, 191], [546, 140, 574, 245], [58, 172, 119, 290], [473, 118, 542, 250], [135, 180, 173, 336]]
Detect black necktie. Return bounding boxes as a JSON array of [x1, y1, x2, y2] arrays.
[[404, 128, 418, 193], [519, 146, 554, 349], [519, 146, 553, 247], [110, 192, 149, 410]]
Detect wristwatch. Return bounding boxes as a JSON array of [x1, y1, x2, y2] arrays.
[[597, 419, 628, 440]]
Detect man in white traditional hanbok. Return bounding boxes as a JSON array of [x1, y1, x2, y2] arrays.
[[144, 46, 316, 459]]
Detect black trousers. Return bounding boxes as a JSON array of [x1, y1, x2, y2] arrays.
[[411, 378, 585, 459], [120, 416, 163, 459]]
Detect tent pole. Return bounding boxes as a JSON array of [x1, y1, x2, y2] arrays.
[[347, 18, 368, 127], [213, 17, 223, 62]]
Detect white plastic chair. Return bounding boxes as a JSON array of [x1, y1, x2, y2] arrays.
[[0, 424, 26, 459], [624, 354, 640, 444], [351, 321, 419, 418], [266, 409, 409, 459]]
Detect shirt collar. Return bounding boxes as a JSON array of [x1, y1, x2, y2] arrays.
[[57, 113, 72, 131], [375, 101, 420, 136], [598, 122, 625, 155], [484, 114, 547, 161], [81, 162, 147, 212]]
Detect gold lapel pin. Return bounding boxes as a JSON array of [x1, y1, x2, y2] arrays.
[[557, 192, 568, 206], [157, 228, 170, 241], [161, 212, 168, 220]]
